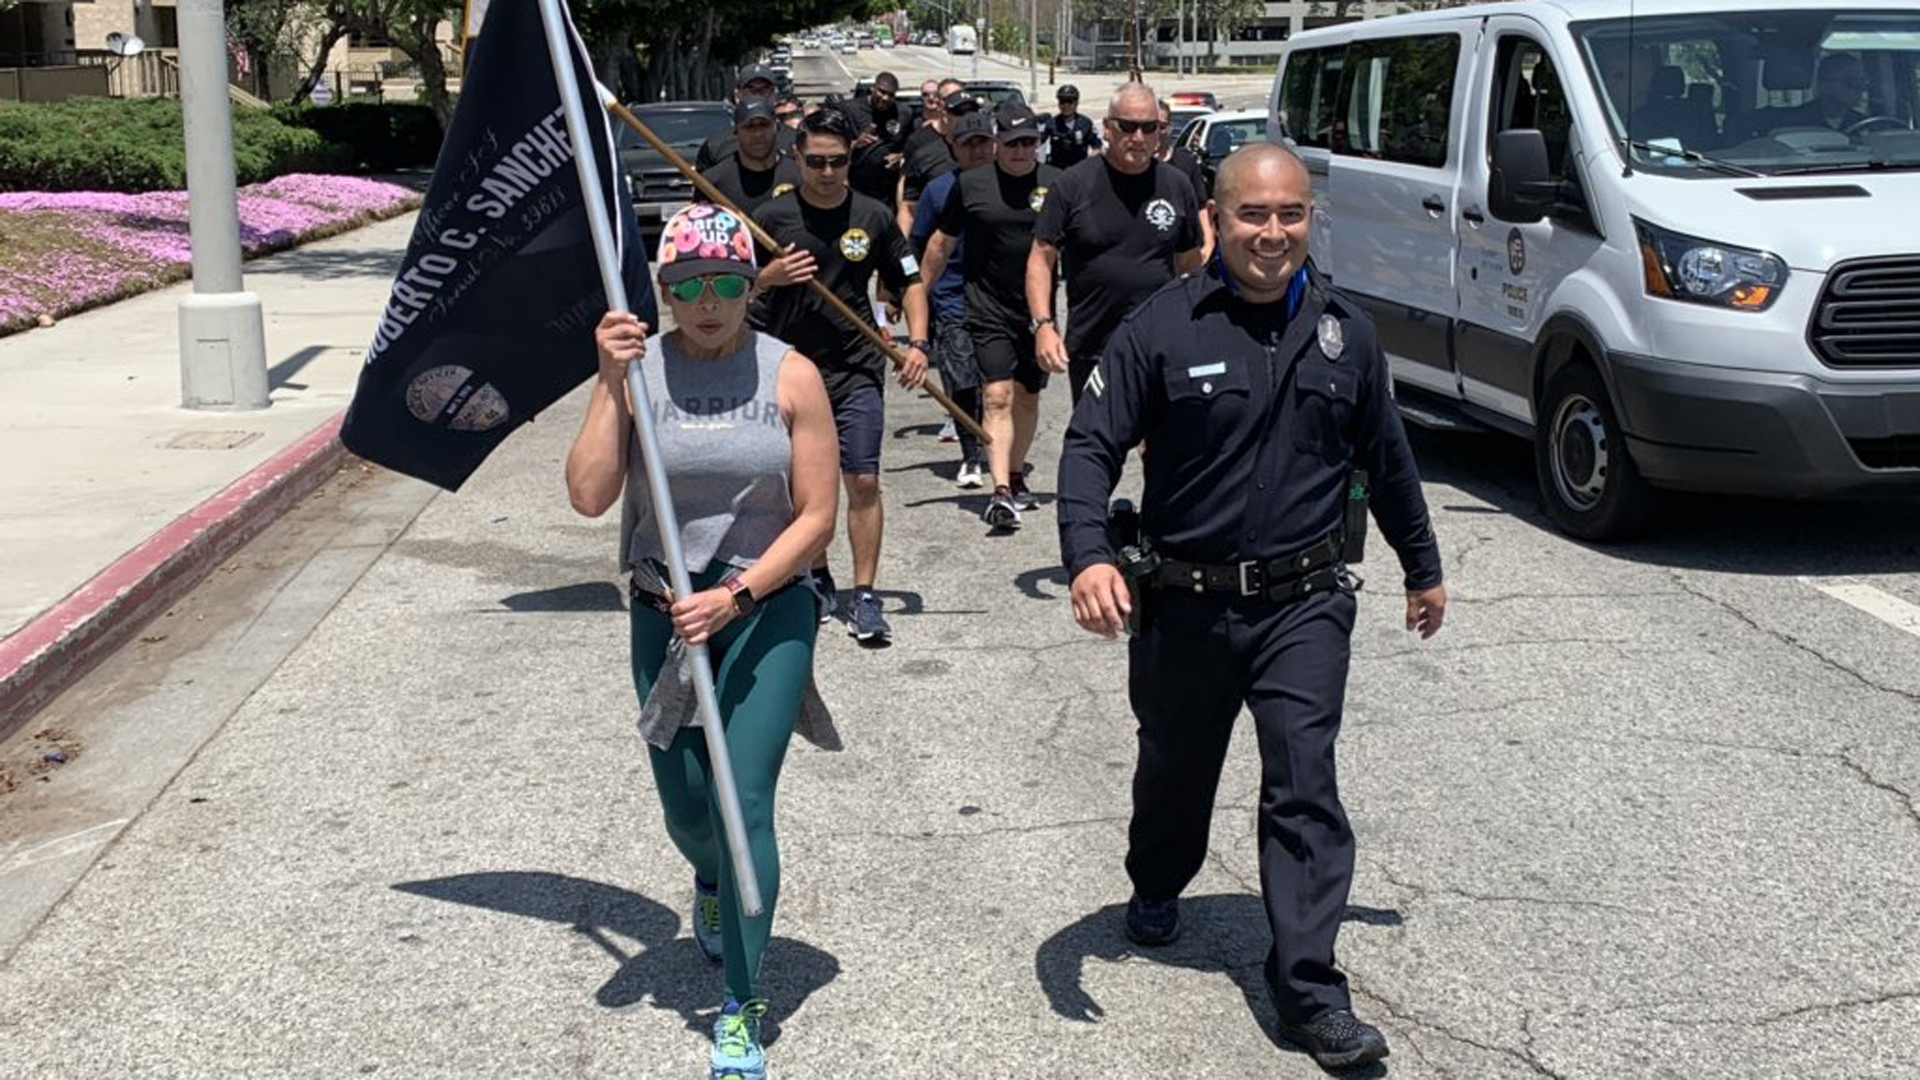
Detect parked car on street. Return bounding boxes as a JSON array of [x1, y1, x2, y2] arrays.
[[948, 25, 978, 55], [618, 100, 732, 236], [1269, 0, 1920, 538], [963, 79, 1026, 111], [1173, 109, 1268, 199]]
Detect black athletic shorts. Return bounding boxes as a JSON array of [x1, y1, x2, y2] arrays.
[[971, 318, 1049, 394]]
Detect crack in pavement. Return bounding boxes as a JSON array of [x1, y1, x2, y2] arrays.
[[1671, 574, 1920, 705], [1556, 731, 1920, 838], [1456, 590, 1686, 609], [829, 814, 1129, 842], [1644, 988, 1920, 1028], [1378, 866, 1643, 916], [1355, 635, 1634, 662], [1350, 979, 1570, 1079]]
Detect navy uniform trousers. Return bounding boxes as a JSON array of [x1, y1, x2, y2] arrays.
[[1125, 582, 1359, 1024]]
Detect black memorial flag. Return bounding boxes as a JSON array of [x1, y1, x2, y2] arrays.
[[341, 0, 655, 491]]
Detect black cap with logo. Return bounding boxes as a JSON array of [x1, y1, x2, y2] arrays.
[[995, 104, 1040, 143], [950, 112, 994, 143]]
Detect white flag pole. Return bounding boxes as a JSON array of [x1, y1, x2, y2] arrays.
[[533, 0, 765, 918]]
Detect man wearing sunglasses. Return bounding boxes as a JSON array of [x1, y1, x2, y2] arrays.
[[752, 110, 931, 644], [1041, 84, 1101, 170], [696, 65, 796, 171], [1029, 83, 1204, 404], [897, 79, 972, 238], [701, 100, 803, 225], [923, 104, 1061, 531]]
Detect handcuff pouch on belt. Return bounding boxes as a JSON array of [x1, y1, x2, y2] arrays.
[[1109, 498, 1161, 636]]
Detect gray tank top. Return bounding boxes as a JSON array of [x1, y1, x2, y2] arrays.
[[620, 330, 793, 573]]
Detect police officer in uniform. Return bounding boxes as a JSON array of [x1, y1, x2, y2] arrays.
[[1056, 144, 1448, 1071], [1042, 84, 1101, 170]]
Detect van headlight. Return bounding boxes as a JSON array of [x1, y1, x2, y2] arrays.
[[1636, 220, 1787, 311]]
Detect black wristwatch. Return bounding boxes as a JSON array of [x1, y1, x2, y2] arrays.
[[724, 578, 757, 617], [907, 338, 932, 353], [1029, 316, 1056, 334]]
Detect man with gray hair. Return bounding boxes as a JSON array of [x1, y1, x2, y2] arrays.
[[1028, 83, 1204, 405], [1057, 143, 1446, 1071]]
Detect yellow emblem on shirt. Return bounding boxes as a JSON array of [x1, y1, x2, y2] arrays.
[[771, 182, 795, 198], [838, 227, 872, 261], [1030, 186, 1049, 214]]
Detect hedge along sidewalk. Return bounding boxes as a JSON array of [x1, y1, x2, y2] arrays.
[[0, 173, 421, 337], [0, 209, 422, 735]]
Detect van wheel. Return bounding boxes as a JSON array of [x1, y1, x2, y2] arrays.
[[1533, 363, 1655, 540]]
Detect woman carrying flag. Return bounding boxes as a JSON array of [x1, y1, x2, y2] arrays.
[[565, 204, 839, 1080]]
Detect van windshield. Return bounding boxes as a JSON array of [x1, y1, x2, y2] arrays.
[[1575, 9, 1920, 176]]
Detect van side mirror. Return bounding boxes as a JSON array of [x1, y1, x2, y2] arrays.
[[1490, 129, 1556, 224]]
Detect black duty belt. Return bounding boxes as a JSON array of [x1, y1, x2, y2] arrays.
[[1150, 534, 1345, 602]]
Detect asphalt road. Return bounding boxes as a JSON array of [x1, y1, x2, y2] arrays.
[[4, 305, 1920, 1079]]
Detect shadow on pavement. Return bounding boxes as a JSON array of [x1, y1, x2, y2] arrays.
[[496, 581, 627, 613], [393, 871, 839, 1045], [1036, 894, 1397, 1075], [253, 246, 405, 283], [1014, 565, 1069, 601], [1409, 428, 1920, 577]]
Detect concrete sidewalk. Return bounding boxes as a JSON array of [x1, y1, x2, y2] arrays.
[[0, 211, 415, 734]]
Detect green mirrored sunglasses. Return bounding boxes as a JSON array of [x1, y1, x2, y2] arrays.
[[667, 274, 750, 303]]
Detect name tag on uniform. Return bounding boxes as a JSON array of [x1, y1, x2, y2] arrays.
[[900, 254, 920, 276], [1187, 362, 1227, 378]]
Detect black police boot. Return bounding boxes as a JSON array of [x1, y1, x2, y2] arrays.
[[1123, 895, 1181, 946], [1277, 1009, 1390, 1069]]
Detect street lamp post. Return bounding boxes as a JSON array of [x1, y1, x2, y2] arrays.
[[175, 0, 269, 410]]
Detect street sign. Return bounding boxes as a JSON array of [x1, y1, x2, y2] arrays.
[[312, 82, 334, 106]]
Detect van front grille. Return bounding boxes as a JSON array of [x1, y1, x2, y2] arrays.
[[1810, 256, 1920, 368]]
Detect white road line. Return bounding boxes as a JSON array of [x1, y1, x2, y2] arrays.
[[0, 818, 130, 876], [1803, 578, 1920, 640]]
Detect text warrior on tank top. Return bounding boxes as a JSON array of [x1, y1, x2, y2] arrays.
[[620, 331, 794, 573]]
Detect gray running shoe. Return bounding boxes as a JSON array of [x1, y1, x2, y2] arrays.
[[983, 488, 1022, 530], [848, 590, 891, 644]]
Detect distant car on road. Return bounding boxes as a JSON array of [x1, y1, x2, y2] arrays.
[[618, 100, 732, 235], [839, 38, 858, 55], [1167, 90, 1220, 111], [1168, 106, 1214, 144], [948, 25, 977, 54]]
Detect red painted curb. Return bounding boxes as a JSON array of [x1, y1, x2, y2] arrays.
[[0, 413, 349, 740]]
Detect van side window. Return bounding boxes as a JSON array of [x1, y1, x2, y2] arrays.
[[1335, 34, 1461, 167], [1492, 37, 1575, 181], [1280, 46, 1347, 149]]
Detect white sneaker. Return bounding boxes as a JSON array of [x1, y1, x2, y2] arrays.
[[938, 418, 958, 443], [956, 461, 985, 489]]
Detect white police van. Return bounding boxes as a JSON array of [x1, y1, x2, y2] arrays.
[[1267, 0, 1920, 538]]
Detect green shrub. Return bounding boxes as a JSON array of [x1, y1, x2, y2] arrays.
[[0, 97, 346, 193], [271, 101, 442, 172]]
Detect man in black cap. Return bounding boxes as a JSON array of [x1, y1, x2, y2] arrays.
[[910, 110, 998, 489], [922, 104, 1060, 530], [696, 65, 795, 170], [1042, 84, 1101, 170], [700, 99, 803, 223], [833, 71, 908, 208]]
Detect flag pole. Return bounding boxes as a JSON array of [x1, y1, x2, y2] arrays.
[[604, 100, 993, 448], [533, 0, 764, 918]]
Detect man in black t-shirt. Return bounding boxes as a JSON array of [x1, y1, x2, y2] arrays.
[[896, 78, 970, 237], [700, 100, 802, 226], [832, 71, 908, 209], [695, 65, 797, 170], [1030, 84, 1205, 403], [924, 104, 1059, 531], [1041, 84, 1101, 170], [752, 110, 930, 644], [1157, 98, 1216, 259]]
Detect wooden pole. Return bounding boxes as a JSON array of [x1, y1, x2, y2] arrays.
[[604, 99, 993, 447]]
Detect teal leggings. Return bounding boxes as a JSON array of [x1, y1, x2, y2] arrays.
[[632, 566, 816, 1002]]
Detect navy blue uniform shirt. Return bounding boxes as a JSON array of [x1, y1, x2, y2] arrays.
[[1057, 262, 1443, 591]]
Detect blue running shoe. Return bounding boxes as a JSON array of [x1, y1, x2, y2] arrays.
[[848, 589, 892, 644], [693, 878, 722, 965], [710, 999, 769, 1080]]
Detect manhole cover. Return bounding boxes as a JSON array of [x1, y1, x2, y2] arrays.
[[163, 430, 263, 450]]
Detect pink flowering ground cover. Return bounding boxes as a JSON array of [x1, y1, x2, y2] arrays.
[[0, 174, 419, 335]]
